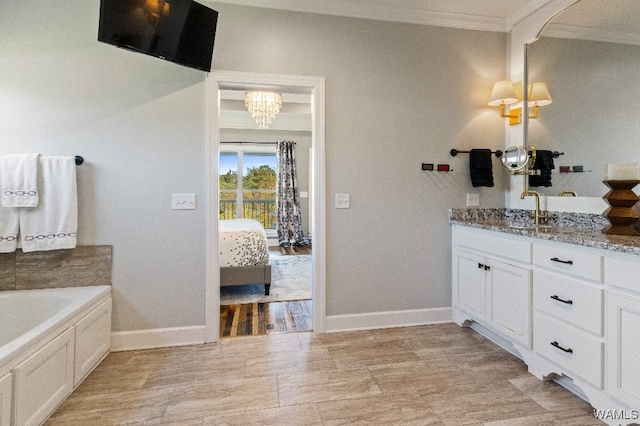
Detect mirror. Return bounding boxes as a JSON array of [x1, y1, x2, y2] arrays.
[[525, 0, 640, 198], [502, 146, 531, 172]]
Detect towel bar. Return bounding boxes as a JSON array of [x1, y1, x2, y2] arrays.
[[75, 156, 83, 165], [450, 149, 503, 158]]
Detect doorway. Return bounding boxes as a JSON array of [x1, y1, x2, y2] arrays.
[[205, 71, 326, 342]]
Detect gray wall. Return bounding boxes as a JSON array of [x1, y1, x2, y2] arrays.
[[1, 0, 507, 331]]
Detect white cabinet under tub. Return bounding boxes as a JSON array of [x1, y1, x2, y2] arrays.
[[452, 224, 640, 424], [13, 329, 75, 426], [0, 374, 10, 426], [5, 295, 111, 426]]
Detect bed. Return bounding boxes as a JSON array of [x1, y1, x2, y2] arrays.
[[219, 219, 272, 295]]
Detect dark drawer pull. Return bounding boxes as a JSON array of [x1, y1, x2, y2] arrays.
[[550, 295, 573, 305], [551, 257, 573, 265], [550, 341, 573, 353]]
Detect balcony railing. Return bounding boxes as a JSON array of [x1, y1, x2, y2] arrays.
[[219, 199, 276, 229]]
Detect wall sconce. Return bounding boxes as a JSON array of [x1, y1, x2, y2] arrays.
[[527, 82, 552, 120], [488, 81, 521, 125], [488, 81, 552, 126]]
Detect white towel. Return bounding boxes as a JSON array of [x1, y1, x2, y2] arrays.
[[0, 205, 19, 253], [19, 156, 77, 252], [1, 154, 40, 207]]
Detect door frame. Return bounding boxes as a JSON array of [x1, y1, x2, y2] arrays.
[[205, 70, 326, 342]]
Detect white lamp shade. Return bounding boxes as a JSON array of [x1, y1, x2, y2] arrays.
[[528, 82, 552, 107], [488, 81, 518, 106]]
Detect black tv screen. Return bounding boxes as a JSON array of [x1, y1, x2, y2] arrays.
[[98, 0, 218, 72]]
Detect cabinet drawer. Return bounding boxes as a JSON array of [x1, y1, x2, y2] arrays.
[[605, 257, 640, 294], [533, 269, 603, 336], [455, 227, 531, 263], [534, 313, 603, 388], [532, 243, 602, 282]]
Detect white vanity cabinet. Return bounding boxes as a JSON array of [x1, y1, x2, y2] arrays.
[[605, 257, 640, 410], [452, 224, 640, 423], [0, 373, 11, 426], [453, 226, 532, 347], [532, 241, 605, 389]]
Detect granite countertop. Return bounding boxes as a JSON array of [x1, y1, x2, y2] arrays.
[[449, 208, 640, 256]]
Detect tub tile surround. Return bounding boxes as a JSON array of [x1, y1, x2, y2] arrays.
[[449, 208, 640, 255], [0, 245, 112, 291]]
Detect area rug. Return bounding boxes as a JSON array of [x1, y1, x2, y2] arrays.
[[220, 255, 312, 304]]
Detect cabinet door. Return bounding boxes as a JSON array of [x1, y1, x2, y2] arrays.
[[607, 292, 640, 408], [75, 298, 112, 386], [13, 328, 74, 426], [486, 261, 532, 347], [0, 373, 10, 426], [456, 251, 487, 321]]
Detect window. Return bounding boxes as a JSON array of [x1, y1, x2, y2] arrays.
[[219, 145, 277, 231]]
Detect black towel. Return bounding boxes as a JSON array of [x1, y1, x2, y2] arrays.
[[529, 150, 555, 187], [469, 149, 494, 187]]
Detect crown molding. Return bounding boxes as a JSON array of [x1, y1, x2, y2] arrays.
[[540, 22, 640, 46], [211, 0, 511, 32]]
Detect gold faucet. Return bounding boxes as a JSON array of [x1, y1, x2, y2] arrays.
[[559, 190, 577, 197], [520, 190, 548, 224]]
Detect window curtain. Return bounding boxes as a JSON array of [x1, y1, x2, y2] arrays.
[[276, 141, 303, 247]]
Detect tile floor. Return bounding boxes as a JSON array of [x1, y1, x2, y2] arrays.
[[46, 323, 603, 425]]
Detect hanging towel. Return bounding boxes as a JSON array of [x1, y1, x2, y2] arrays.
[[0, 205, 19, 253], [19, 156, 77, 252], [0, 154, 39, 207], [529, 150, 555, 187], [469, 149, 494, 187]]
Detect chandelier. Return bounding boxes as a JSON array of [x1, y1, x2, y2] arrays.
[[244, 91, 282, 129]]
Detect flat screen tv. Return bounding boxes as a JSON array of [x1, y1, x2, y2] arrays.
[[98, 0, 218, 72]]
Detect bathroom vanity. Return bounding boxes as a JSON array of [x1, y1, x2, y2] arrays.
[[451, 210, 640, 424]]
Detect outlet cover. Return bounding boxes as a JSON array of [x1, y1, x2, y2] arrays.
[[467, 193, 480, 207]]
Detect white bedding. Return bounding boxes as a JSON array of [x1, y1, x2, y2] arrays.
[[219, 219, 270, 267]]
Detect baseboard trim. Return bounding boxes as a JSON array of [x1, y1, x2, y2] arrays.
[[325, 307, 452, 333], [111, 308, 453, 350], [110, 326, 206, 352]]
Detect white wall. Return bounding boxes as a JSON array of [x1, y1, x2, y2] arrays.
[[1, 0, 507, 333]]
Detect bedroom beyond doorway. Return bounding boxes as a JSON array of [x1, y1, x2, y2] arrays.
[[220, 247, 312, 337]]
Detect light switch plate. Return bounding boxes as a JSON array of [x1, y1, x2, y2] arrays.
[[172, 193, 197, 210], [467, 193, 480, 207], [335, 193, 350, 209]]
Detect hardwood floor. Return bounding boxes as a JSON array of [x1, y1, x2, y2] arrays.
[[46, 324, 604, 425], [220, 300, 312, 337]]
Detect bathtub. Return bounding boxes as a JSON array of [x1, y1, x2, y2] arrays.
[[0, 285, 112, 426]]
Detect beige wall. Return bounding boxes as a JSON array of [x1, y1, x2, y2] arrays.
[[0, 0, 507, 331]]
